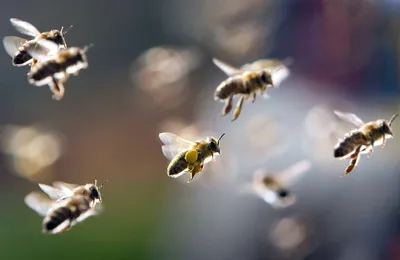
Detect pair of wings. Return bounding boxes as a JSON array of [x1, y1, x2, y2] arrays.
[[212, 58, 291, 87], [212, 57, 291, 75], [238, 160, 312, 195], [333, 111, 365, 128], [3, 18, 60, 61], [159, 132, 196, 160], [24, 181, 79, 217]]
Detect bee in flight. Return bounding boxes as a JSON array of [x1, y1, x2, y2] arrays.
[[3, 18, 71, 69], [334, 111, 398, 176], [25, 39, 90, 100], [159, 132, 225, 182], [24, 180, 107, 234], [239, 160, 311, 208], [213, 58, 291, 121]]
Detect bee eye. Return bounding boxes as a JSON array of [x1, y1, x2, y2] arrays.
[[261, 73, 270, 84], [209, 141, 217, 150]]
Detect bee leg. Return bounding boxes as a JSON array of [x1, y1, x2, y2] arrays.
[[49, 77, 65, 100], [252, 93, 256, 103], [232, 96, 245, 122], [342, 146, 361, 177], [381, 136, 386, 148], [221, 96, 233, 117], [187, 164, 203, 183]]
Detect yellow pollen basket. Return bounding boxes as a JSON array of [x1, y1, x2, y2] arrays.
[[185, 149, 198, 163]]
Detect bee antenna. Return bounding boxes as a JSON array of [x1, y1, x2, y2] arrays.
[[217, 133, 226, 143], [99, 180, 108, 189], [83, 43, 94, 53], [94, 179, 97, 186], [389, 114, 399, 126], [61, 25, 73, 35]]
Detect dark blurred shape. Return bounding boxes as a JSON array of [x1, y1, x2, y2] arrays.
[[131, 46, 203, 109]]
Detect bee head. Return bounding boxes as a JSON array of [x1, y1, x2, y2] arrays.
[[261, 71, 273, 85], [88, 180, 108, 203], [48, 30, 67, 48], [382, 114, 398, 137], [208, 133, 225, 154]]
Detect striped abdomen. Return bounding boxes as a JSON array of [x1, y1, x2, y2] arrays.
[[167, 151, 189, 176], [214, 71, 270, 100], [334, 131, 368, 158], [42, 196, 90, 233]]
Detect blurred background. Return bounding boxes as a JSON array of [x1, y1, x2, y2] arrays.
[[1, 0, 400, 259]]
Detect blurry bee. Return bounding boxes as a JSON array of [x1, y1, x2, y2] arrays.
[[159, 132, 225, 182], [25, 39, 89, 100], [213, 58, 291, 121], [334, 111, 398, 176], [25, 180, 107, 234], [240, 160, 311, 208], [3, 18, 70, 69]]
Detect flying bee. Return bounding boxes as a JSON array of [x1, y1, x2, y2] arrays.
[[213, 57, 291, 121], [3, 18, 71, 69], [159, 132, 225, 182], [25, 39, 89, 100], [239, 160, 311, 208], [24, 180, 107, 234], [333, 111, 398, 176]]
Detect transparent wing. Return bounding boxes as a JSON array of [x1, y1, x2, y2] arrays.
[[3, 36, 27, 57], [212, 58, 241, 76], [10, 18, 41, 37], [334, 111, 365, 127], [161, 145, 188, 160], [52, 181, 79, 193], [26, 39, 58, 60], [159, 132, 195, 147], [38, 183, 73, 201], [24, 191, 53, 216], [276, 160, 311, 187], [242, 59, 285, 71]]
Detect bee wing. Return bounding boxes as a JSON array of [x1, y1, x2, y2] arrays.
[[52, 181, 79, 193], [26, 39, 59, 60], [38, 183, 73, 201], [276, 160, 311, 187], [161, 145, 188, 160], [159, 132, 195, 147], [212, 58, 241, 76], [24, 191, 53, 216], [334, 111, 365, 127], [3, 36, 27, 57], [10, 18, 41, 37]]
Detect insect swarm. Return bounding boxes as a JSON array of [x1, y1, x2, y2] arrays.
[[213, 58, 291, 121], [26, 39, 90, 100], [3, 18, 70, 69], [333, 111, 398, 176], [159, 132, 225, 183], [239, 160, 311, 208], [24, 180, 107, 234]]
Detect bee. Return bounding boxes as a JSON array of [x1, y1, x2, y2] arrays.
[[213, 58, 291, 121], [159, 132, 225, 182], [3, 18, 70, 69], [334, 111, 398, 176], [24, 180, 107, 234], [25, 39, 89, 100], [240, 160, 311, 208]]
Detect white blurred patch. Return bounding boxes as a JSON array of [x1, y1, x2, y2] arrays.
[[131, 46, 203, 109], [0, 125, 65, 180], [269, 217, 317, 259]]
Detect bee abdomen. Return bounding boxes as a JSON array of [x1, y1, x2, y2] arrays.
[[13, 50, 32, 66], [43, 206, 73, 232], [214, 78, 244, 100], [29, 61, 62, 82], [167, 152, 188, 176], [334, 132, 366, 158]]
